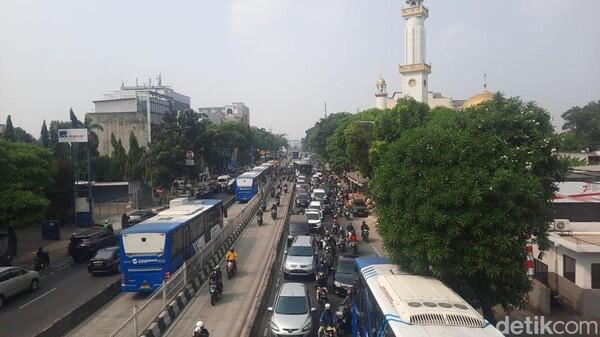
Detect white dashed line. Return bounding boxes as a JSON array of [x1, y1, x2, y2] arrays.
[[19, 287, 57, 309]]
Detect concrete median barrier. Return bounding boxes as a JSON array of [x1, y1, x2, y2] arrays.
[[34, 281, 121, 337]]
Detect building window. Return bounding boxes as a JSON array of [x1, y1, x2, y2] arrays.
[[592, 264, 600, 289], [563, 255, 576, 283]]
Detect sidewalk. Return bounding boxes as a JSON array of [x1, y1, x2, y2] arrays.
[[12, 225, 75, 269]]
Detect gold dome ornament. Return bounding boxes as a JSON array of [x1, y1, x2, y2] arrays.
[[376, 76, 387, 86], [463, 72, 494, 109]]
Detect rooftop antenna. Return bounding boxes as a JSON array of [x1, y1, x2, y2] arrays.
[[148, 77, 152, 87], [324, 102, 327, 118], [135, 78, 139, 86], [157, 73, 162, 86]]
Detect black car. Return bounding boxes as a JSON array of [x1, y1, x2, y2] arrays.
[[334, 256, 356, 295], [295, 193, 310, 208], [87, 246, 120, 275], [287, 215, 310, 246], [68, 228, 116, 262], [351, 199, 369, 217], [127, 210, 157, 227], [321, 199, 332, 214]]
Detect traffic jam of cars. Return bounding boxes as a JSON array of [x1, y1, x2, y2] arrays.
[[268, 160, 371, 337]]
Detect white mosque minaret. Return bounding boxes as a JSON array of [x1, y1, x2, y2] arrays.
[[375, 0, 488, 110]]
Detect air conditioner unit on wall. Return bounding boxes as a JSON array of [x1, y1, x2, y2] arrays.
[[552, 219, 570, 231]]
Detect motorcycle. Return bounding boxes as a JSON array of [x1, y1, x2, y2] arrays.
[[337, 237, 346, 252], [321, 325, 337, 337], [34, 254, 50, 271], [361, 228, 369, 242], [226, 260, 235, 279], [209, 279, 221, 305], [257, 214, 263, 226], [316, 286, 328, 308], [271, 208, 277, 220], [344, 209, 351, 220], [331, 224, 339, 236], [283, 185, 288, 193], [349, 241, 358, 256], [335, 309, 346, 336], [276, 197, 280, 207], [261, 202, 267, 212]]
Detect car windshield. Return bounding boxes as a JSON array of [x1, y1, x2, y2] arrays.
[[276, 296, 308, 315], [314, 192, 326, 199], [94, 249, 116, 260], [297, 194, 308, 200], [306, 213, 320, 220], [336, 261, 354, 274], [354, 200, 366, 206], [289, 246, 313, 256]]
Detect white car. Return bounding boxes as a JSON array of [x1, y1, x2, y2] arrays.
[[217, 175, 231, 189], [0, 267, 40, 308], [306, 211, 322, 232], [307, 201, 322, 215], [311, 188, 327, 202]]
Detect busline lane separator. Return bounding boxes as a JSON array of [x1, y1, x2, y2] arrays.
[[161, 184, 282, 337]]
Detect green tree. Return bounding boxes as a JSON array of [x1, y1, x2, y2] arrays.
[[109, 133, 127, 180], [126, 131, 146, 181], [0, 139, 56, 232], [40, 120, 50, 148], [4, 115, 15, 141], [557, 131, 585, 152], [304, 113, 352, 160], [372, 95, 564, 323], [561, 100, 600, 150]]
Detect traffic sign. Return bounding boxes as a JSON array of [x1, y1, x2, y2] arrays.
[[185, 150, 194, 159]]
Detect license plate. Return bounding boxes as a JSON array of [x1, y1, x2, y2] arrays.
[[140, 284, 150, 289]]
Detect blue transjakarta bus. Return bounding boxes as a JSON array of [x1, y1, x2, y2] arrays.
[[353, 257, 504, 337], [235, 170, 264, 202], [119, 198, 224, 292]]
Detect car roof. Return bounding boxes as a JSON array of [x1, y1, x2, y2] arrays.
[[0, 266, 19, 273], [292, 235, 313, 246], [313, 188, 325, 193], [337, 256, 355, 264], [309, 201, 321, 206], [279, 282, 307, 297]]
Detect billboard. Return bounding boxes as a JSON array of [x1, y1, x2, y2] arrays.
[[58, 129, 88, 143]]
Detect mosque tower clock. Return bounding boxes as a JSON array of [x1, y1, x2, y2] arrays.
[[400, 0, 431, 104]]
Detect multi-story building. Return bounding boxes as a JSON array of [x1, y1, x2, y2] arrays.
[[87, 75, 190, 155], [198, 102, 250, 125]]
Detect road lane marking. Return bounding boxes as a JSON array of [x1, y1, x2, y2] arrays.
[[19, 287, 57, 309], [57, 262, 73, 272]]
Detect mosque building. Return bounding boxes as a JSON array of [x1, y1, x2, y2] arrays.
[[375, 0, 493, 110]]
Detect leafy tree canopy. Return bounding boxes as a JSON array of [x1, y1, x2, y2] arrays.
[[372, 95, 564, 322], [561, 100, 600, 150], [0, 139, 56, 230]]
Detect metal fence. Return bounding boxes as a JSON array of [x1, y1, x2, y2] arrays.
[[109, 181, 270, 337]]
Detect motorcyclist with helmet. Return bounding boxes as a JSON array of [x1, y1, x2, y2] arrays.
[[209, 266, 223, 295], [319, 303, 336, 336], [193, 321, 209, 337], [225, 248, 238, 272]]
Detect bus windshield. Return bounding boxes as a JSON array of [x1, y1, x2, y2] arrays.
[[236, 178, 253, 188], [122, 233, 166, 255]]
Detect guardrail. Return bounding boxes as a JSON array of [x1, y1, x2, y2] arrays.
[[109, 181, 271, 337]]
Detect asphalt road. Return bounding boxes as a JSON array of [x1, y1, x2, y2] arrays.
[[0, 254, 118, 337], [0, 194, 235, 337], [162, 189, 293, 337], [254, 207, 380, 337], [66, 195, 256, 337]]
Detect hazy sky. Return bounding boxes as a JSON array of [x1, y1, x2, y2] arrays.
[[1, 0, 599, 140]]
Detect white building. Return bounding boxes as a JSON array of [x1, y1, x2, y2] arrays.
[[374, 0, 491, 111], [530, 182, 600, 317], [87, 75, 190, 155], [198, 102, 250, 125]]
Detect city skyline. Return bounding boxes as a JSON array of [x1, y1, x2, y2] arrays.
[[1, 0, 599, 139]]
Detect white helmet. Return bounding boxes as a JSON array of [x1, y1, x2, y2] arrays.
[[196, 321, 204, 328], [325, 303, 331, 310]]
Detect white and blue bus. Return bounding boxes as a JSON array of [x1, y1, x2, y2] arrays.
[[119, 198, 224, 292], [353, 257, 504, 337], [235, 170, 264, 202]]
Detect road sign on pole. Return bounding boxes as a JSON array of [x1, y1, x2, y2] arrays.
[[185, 150, 194, 159]]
